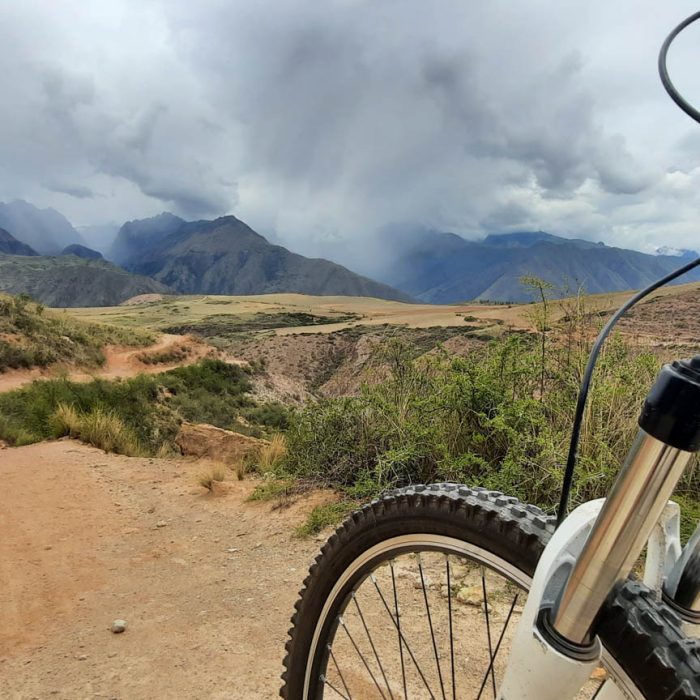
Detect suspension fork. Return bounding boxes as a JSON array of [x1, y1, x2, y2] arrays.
[[500, 355, 700, 699], [664, 520, 700, 632]]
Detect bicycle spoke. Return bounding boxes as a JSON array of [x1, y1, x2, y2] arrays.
[[321, 674, 352, 700], [476, 593, 519, 700], [417, 553, 446, 700], [328, 645, 354, 700], [352, 593, 396, 700], [371, 572, 437, 700], [339, 617, 388, 700], [445, 555, 456, 700], [481, 568, 497, 698], [390, 560, 408, 700]]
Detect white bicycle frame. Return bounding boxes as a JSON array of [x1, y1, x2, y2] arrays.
[[499, 460, 700, 700], [500, 500, 692, 699]]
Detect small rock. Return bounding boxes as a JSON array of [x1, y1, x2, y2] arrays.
[[155, 521, 168, 528], [77, 654, 88, 661], [111, 620, 127, 634], [44, 545, 52, 551], [226, 548, 239, 553], [456, 585, 483, 607]]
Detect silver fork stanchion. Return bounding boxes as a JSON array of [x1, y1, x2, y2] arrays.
[[551, 431, 693, 643], [500, 356, 700, 699]]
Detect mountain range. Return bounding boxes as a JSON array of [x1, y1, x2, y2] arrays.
[[374, 229, 700, 302], [0, 254, 167, 307], [114, 214, 411, 301], [0, 199, 698, 306]]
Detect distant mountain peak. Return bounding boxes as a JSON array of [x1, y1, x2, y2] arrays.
[[109, 212, 185, 265], [0, 227, 39, 256], [124, 214, 411, 301], [655, 245, 698, 260], [375, 227, 700, 303], [61, 243, 103, 260], [0, 200, 85, 254]]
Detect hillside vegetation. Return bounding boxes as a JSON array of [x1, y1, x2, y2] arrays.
[[0, 359, 289, 454], [0, 293, 154, 373], [263, 295, 700, 535]]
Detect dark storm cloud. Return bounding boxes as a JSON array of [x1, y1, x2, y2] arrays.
[[45, 183, 96, 199], [0, 0, 699, 255]]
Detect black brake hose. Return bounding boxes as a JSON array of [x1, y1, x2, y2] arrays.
[[658, 10, 700, 124], [556, 256, 700, 526], [556, 10, 700, 526]]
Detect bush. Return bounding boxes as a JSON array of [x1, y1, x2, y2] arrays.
[[197, 464, 227, 491], [280, 332, 688, 520], [253, 433, 287, 473]]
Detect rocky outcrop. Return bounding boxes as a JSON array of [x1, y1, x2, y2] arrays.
[[175, 422, 265, 464]]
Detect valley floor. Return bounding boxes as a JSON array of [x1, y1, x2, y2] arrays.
[[0, 440, 323, 699]]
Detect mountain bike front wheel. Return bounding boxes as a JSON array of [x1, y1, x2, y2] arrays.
[[281, 484, 700, 700]]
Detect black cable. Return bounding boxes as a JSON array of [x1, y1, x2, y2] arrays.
[[556, 255, 700, 526], [658, 10, 700, 126], [556, 9, 700, 527]]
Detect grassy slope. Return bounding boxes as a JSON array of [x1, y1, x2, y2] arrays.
[[0, 294, 154, 373]]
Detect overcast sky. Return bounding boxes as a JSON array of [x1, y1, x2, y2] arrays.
[[2, 0, 700, 260]]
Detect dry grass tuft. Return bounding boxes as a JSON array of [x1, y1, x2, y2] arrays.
[[197, 463, 227, 491], [49, 402, 145, 456], [256, 433, 287, 472]]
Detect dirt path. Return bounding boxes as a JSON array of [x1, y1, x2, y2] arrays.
[[0, 334, 214, 394], [0, 440, 321, 699]]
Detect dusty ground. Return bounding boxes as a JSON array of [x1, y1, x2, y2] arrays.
[[0, 440, 323, 699], [0, 441, 607, 700]]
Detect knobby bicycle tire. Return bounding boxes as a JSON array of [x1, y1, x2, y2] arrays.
[[281, 484, 700, 699]]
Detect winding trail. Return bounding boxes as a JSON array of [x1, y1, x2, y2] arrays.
[[0, 334, 213, 393]]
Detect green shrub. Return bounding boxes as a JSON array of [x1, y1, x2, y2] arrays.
[[0, 359, 282, 455], [295, 501, 358, 537], [280, 333, 687, 521]]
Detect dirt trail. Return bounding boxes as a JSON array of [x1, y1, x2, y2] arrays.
[[0, 440, 322, 699], [0, 334, 213, 393]]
